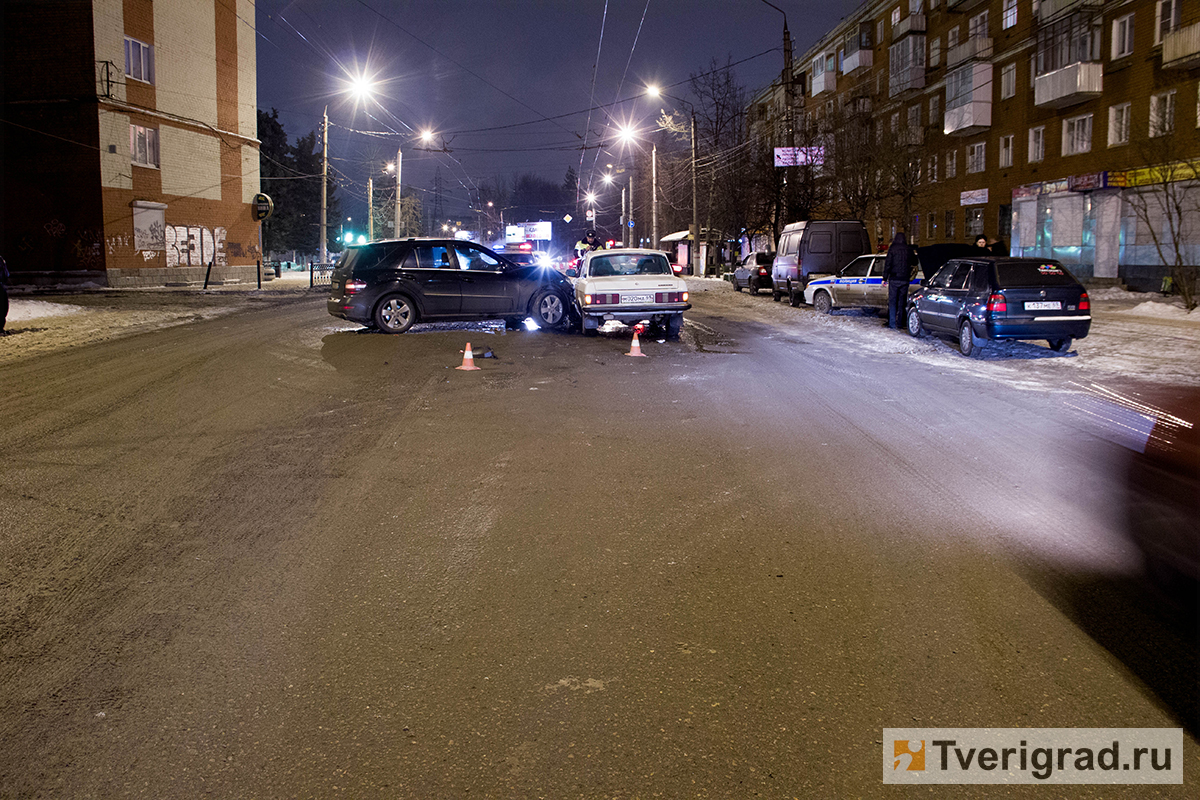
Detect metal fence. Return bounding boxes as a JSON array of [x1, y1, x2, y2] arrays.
[[309, 262, 335, 289]]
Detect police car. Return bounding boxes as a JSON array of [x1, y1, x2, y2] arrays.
[[803, 254, 922, 314]]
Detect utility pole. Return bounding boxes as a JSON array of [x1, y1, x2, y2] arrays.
[[629, 161, 636, 247], [691, 110, 700, 277], [621, 186, 627, 247], [367, 178, 374, 241], [320, 106, 328, 264], [394, 146, 402, 238], [652, 143, 658, 249]]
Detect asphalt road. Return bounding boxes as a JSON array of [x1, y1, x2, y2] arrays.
[[1, 286, 1195, 797]]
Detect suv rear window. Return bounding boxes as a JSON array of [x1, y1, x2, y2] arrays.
[[995, 261, 1079, 288], [341, 243, 405, 273]]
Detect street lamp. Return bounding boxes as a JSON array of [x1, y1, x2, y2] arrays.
[[646, 85, 700, 276]]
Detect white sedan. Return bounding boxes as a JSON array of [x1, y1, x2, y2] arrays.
[[568, 249, 691, 339]]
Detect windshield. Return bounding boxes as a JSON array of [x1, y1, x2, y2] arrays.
[[587, 253, 671, 277], [995, 261, 1080, 288]]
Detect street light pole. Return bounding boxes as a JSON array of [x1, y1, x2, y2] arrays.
[[652, 143, 658, 249], [367, 178, 374, 241], [395, 146, 402, 238], [320, 106, 328, 264]]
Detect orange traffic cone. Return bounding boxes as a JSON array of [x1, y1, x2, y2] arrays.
[[456, 341, 482, 370], [625, 329, 648, 357]]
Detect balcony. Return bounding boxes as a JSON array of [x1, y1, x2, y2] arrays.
[[843, 48, 873, 75], [1034, 61, 1103, 108], [809, 69, 834, 96], [892, 14, 926, 40], [846, 96, 872, 116], [888, 66, 926, 98], [944, 102, 992, 136], [1037, 0, 1102, 24], [947, 36, 993, 68], [1163, 22, 1200, 69], [946, 0, 988, 10], [895, 127, 925, 148]]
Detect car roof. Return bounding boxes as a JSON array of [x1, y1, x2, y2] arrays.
[[582, 248, 667, 258]]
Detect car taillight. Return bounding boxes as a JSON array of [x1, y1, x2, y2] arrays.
[[345, 279, 367, 295], [1079, 291, 1090, 311], [987, 293, 1006, 313], [758, 267, 769, 276], [653, 292, 687, 303], [681, 291, 688, 302], [671, 264, 683, 274]]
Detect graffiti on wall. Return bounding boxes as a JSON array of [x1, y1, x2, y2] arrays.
[[165, 225, 227, 267]]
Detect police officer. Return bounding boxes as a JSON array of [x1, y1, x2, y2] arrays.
[[882, 232, 914, 330], [575, 229, 605, 258]]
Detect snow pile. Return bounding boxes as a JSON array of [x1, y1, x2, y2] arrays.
[[1115, 300, 1195, 320], [7, 299, 93, 322]]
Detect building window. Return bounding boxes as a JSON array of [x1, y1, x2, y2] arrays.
[[966, 207, 985, 237], [948, 27, 959, 49], [892, 7, 901, 26], [946, 149, 958, 178], [1036, 11, 1102, 76], [891, 112, 900, 133], [967, 141, 986, 173], [889, 33, 927, 96], [1156, 0, 1181, 45], [928, 155, 939, 182], [1002, 0, 1018, 30], [1112, 14, 1135, 59], [124, 37, 155, 84], [930, 37, 941, 67], [999, 134, 1014, 168], [878, 19, 885, 45], [969, 11, 989, 39], [1150, 90, 1176, 136], [945, 209, 956, 239], [1063, 113, 1093, 155], [1000, 62, 1016, 99], [908, 105, 921, 128], [930, 0, 939, 8], [928, 213, 937, 239], [130, 124, 159, 167], [930, 94, 940, 123], [999, 204, 1012, 238], [1108, 102, 1131, 145], [1029, 126, 1045, 162]]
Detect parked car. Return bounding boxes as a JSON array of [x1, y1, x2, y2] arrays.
[[732, 252, 775, 294], [567, 249, 690, 339], [906, 257, 1091, 356], [771, 220, 871, 305], [327, 238, 573, 333], [803, 254, 923, 314]]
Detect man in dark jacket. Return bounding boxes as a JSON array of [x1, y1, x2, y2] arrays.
[[882, 232, 913, 329], [0, 256, 9, 336]]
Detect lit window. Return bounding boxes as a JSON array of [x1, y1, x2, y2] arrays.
[[1063, 113, 1093, 155], [129, 124, 160, 167], [1002, 0, 1018, 30], [967, 141, 986, 173], [1000, 63, 1016, 99], [1112, 14, 1135, 59], [124, 37, 155, 84], [1108, 103, 1131, 146], [999, 135, 1014, 168], [1150, 90, 1176, 136], [1028, 126, 1045, 163], [892, 7, 901, 26]]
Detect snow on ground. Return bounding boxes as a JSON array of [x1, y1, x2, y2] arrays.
[[6, 299, 94, 321]]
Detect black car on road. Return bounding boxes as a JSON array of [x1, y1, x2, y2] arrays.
[[731, 252, 774, 294], [907, 257, 1091, 356], [327, 238, 573, 334]]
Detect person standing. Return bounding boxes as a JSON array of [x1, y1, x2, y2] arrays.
[[0, 255, 9, 336], [882, 232, 913, 330], [574, 229, 605, 258]]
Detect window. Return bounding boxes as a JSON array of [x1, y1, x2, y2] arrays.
[[1108, 102, 1131, 145], [1112, 14, 1135, 59], [966, 208, 985, 238], [1001, 63, 1016, 99], [908, 105, 921, 128], [928, 155, 939, 182], [946, 149, 958, 178], [910, 0, 924, 14], [945, 210, 956, 239], [878, 19, 885, 45], [930, 94, 940, 122], [1063, 113, 1093, 155], [129, 124, 159, 167], [999, 134, 1014, 168], [1002, 0, 1018, 30], [892, 7, 901, 25], [967, 142, 986, 173], [999, 204, 1012, 238], [453, 243, 502, 271], [930, 37, 941, 67], [1151, 90, 1176, 136], [838, 48, 845, 72], [927, 213, 937, 240], [124, 37, 155, 84], [1036, 12, 1102, 75], [891, 112, 900, 133], [888, 34, 927, 96], [1029, 126, 1045, 162], [948, 27, 959, 49], [969, 11, 989, 40], [1156, 0, 1181, 45]]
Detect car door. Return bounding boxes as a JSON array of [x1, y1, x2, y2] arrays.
[[834, 256, 872, 305], [936, 261, 976, 329], [916, 261, 959, 331], [862, 256, 889, 308], [406, 245, 460, 316], [453, 243, 518, 315]]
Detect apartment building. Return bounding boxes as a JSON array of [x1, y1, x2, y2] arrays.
[[749, 0, 1200, 287], [2, 0, 260, 287]]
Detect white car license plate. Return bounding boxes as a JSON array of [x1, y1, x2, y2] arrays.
[[622, 293, 655, 304], [1024, 301, 1061, 311]]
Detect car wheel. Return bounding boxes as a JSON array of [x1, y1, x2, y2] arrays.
[[531, 290, 566, 329], [772, 287, 782, 302], [1049, 337, 1073, 353], [666, 313, 683, 341], [958, 319, 982, 357], [373, 294, 416, 334], [906, 307, 924, 337], [813, 290, 832, 315], [748, 280, 759, 295], [788, 283, 803, 307], [734, 281, 743, 292]]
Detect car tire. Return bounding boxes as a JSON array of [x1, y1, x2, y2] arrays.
[[813, 290, 832, 315], [666, 313, 683, 341], [906, 306, 924, 337], [772, 287, 782, 302], [531, 290, 567, 329], [748, 282, 759, 295], [373, 294, 417, 334], [788, 283, 803, 307], [1049, 337, 1073, 353], [734, 281, 744, 292], [958, 319, 982, 357]]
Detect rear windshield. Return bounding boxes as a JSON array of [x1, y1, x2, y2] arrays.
[[339, 243, 404, 272], [588, 253, 672, 277], [994, 261, 1079, 288]]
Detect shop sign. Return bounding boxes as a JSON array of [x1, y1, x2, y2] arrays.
[[1068, 172, 1108, 191], [960, 189, 988, 206]]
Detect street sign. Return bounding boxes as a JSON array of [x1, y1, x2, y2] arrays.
[[774, 147, 824, 167], [563, 213, 573, 223], [252, 193, 274, 221], [585, 208, 595, 222], [628, 220, 634, 228]]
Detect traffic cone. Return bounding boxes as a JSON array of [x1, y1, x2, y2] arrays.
[[625, 329, 648, 357], [456, 342, 482, 370]]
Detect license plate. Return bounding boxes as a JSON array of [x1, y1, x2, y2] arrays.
[[622, 293, 654, 304], [1024, 301, 1061, 311]]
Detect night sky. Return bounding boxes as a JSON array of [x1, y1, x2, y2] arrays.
[[255, 0, 863, 226]]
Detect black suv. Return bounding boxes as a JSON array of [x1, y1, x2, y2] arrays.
[[327, 239, 573, 333]]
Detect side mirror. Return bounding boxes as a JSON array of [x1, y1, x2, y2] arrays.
[[566, 268, 579, 278]]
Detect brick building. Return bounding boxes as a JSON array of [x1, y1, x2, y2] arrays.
[[749, 0, 1200, 288], [2, 0, 260, 287]]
